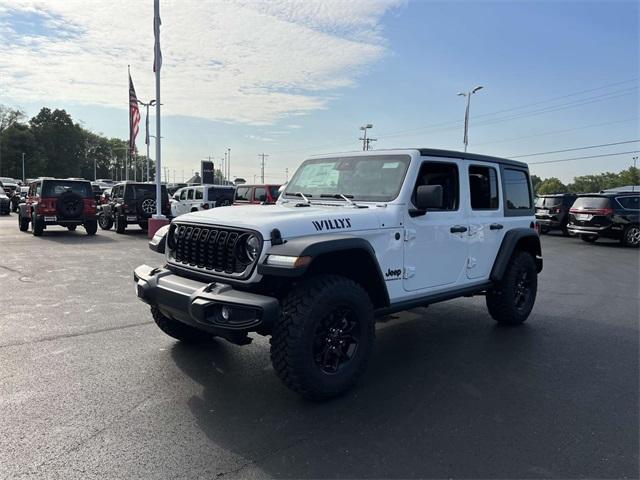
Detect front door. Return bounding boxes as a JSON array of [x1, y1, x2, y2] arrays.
[[403, 160, 469, 292], [465, 161, 505, 280]]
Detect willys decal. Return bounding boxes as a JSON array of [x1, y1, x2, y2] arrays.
[[312, 218, 352, 231]]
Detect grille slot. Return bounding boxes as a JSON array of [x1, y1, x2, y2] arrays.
[[170, 223, 254, 276]]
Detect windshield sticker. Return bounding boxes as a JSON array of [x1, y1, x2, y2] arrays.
[[312, 218, 351, 231]]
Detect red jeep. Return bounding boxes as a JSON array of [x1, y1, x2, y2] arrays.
[[234, 184, 281, 204], [18, 178, 98, 236]]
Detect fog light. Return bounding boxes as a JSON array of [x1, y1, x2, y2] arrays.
[[221, 305, 232, 321]]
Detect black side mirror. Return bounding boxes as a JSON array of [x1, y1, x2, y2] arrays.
[[410, 185, 443, 217]]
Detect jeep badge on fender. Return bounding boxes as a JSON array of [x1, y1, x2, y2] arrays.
[[134, 148, 542, 400]]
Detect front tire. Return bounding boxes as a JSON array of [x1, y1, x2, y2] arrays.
[[270, 274, 375, 400], [115, 214, 126, 234], [622, 225, 640, 247], [581, 234, 597, 243], [98, 212, 113, 230], [18, 213, 29, 231], [32, 216, 44, 236], [151, 307, 209, 343], [486, 251, 537, 325]]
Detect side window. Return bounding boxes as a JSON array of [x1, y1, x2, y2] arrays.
[[179, 189, 187, 200], [413, 162, 459, 211], [254, 187, 266, 202], [187, 189, 194, 200], [617, 196, 640, 210], [195, 187, 203, 200], [236, 187, 251, 201], [469, 165, 499, 210], [503, 169, 532, 211], [36, 182, 42, 196]]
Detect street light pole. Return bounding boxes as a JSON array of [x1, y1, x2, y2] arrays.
[[359, 123, 373, 151], [22, 153, 25, 182], [137, 99, 157, 182], [227, 148, 231, 183], [457, 85, 484, 152]]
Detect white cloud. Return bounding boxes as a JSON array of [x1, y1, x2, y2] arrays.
[[244, 134, 275, 142], [0, 0, 403, 124]]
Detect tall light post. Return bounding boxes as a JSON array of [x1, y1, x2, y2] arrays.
[[21, 153, 25, 183], [359, 123, 373, 151], [227, 148, 231, 183], [457, 86, 484, 152], [137, 98, 157, 182]]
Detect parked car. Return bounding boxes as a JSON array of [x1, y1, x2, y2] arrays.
[[568, 191, 640, 247], [17, 178, 97, 236], [90, 182, 106, 203], [534, 193, 577, 235], [136, 148, 542, 399], [170, 185, 235, 217], [99, 181, 170, 233], [167, 183, 188, 196], [100, 187, 112, 204], [234, 184, 281, 204], [0, 189, 10, 215]]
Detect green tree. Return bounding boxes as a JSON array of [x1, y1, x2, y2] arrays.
[[618, 166, 640, 187], [0, 122, 39, 180], [0, 105, 26, 177], [537, 177, 568, 194], [530, 174, 542, 194]]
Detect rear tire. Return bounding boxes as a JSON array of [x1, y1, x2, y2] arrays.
[[486, 251, 537, 326], [581, 234, 597, 243], [32, 216, 44, 236], [621, 225, 640, 248], [84, 220, 97, 235], [115, 214, 126, 234], [98, 212, 113, 230], [270, 274, 375, 400], [151, 307, 209, 343], [18, 213, 29, 232]]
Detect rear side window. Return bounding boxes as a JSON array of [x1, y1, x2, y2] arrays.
[[254, 187, 267, 202], [195, 188, 203, 200], [130, 184, 166, 199], [42, 181, 91, 197], [236, 187, 251, 201], [503, 169, 532, 210], [187, 189, 194, 200], [469, 165, 499, 210], [572, 196, 611, 209], [616, 196, 639, 210]]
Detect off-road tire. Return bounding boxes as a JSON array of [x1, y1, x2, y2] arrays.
[[67, 225, 77, 231], [621, 225, 640, 248], [270, 274, 375, 400], [115, 213, 126, 234], [98, 212, 113, 230], [18, 213, 29, 231], [151, 307, 209, 343], [581, 234, 597, 243], [84, 220, 97, 235], [486, 251, 537, 326], [32, 216, 44, 236]]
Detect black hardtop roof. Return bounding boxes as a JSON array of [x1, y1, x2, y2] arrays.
[[42, 178, 91, 184], [537, 193, 578, 197], [417, 148, 528, 169], [579, 191, 640, 197]]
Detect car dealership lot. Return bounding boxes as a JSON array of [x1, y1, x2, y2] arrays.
[[0, 215, 637, 479]]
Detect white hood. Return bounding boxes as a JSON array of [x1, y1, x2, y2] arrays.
[[175, 203, 387, 241]]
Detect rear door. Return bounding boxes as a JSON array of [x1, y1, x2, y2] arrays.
[[465, 161, 504, 280]]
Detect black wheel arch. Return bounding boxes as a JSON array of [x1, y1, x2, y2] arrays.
[[258, 234, 390, 308], [490, 228, 542, 282]]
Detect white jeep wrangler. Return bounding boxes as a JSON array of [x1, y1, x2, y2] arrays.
[[134, 148, 542, 399]]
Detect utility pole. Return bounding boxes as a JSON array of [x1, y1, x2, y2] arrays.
[[633, 156, 638, 191], [457, 85, 484, 152], [359, 123, 373, 151], [285, 168, 288, 182], [227, 148, 231, 183], [22, 153, 25, 183], [258, 153, 269, 184], [365, 137, 377, 151]]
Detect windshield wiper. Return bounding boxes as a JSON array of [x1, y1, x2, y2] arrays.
[[320, 193, 357, 206], [286, 192, 312, 205]]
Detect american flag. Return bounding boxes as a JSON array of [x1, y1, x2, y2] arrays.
[[129, 73, 141, 153]]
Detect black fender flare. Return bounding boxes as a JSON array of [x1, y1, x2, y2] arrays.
[[258, 234, 390, 305], [490, 228, 543, 282]]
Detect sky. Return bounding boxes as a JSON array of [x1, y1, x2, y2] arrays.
[[0, 0, 638, 184]]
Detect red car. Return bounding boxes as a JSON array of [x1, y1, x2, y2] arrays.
[[234, 184, 281, 204]]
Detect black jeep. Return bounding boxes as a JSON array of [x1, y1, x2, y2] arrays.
[[568, 191, 640, 247], [18, 178, 98, 236], [99, 182, 170, 233], [534, 193, 577, 235]]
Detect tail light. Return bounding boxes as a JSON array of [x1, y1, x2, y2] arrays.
[[83, 199, 97, 215], [570, 207, 613, 216], [38, 197, 57, 214]]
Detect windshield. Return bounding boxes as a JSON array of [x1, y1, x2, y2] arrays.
[[284, 155, 410, 202]]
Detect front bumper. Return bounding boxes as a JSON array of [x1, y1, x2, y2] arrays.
[[133, 264, 280, 333]]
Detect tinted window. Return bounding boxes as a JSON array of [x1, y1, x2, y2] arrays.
[[414, 162, 459, 211], [130, 184, 166, 199], [269, 186, 280, 200], [179, 189, 187, 200], [236, 187, 251, 201], [469, 165, 499, 210], [187, 189, 194, 200], [616, 196, 640, 210], [42, 181, 91, 197], [195, 187, 203, 200], [572, 196, 611, 209], [504, 169, 532, 210], [254, 187, 266, 202]]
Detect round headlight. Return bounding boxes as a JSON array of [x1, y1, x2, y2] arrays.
[[245, 235, 260, 262]]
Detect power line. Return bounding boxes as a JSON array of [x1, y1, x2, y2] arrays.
[[528, 150, 639, 165], [510, 140, 640, 159]]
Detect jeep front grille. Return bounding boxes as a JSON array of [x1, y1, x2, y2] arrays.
[[168, 223, 257, 277]]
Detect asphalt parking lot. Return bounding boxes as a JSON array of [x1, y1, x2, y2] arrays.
[[0, 214, 638, 479]]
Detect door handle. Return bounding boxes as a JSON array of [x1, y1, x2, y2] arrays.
[[450, 225, 468, 233], [489, 223, 504, 230]]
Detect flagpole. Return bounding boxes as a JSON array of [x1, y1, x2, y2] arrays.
[[153, 0, 164, 220]]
